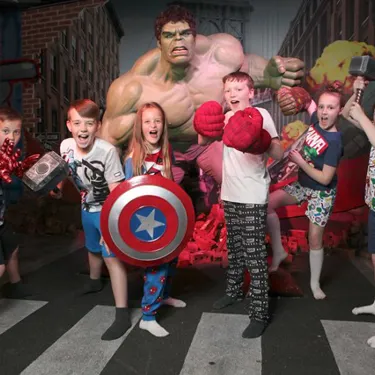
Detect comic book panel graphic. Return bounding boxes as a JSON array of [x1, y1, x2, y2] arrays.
[[268, 121, 309, 184]]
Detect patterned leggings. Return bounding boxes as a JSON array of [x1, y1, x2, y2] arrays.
[[141, 258, 177, 321], [223, 200, 269, 323]]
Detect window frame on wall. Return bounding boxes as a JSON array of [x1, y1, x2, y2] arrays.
[[335, 11, 342, 40], [88, 60, 93, 82], [39, 49, 46, 79], [359, 0, 370, 42], [81, 49, 86, 73], [50, 53, 58, 89], [346, 0, 355, 40], [51, 108, 59, 133], [319, 12, 328, 49], [36, 99, 45, 133], [61, 29, 68, 49], [312, 0, 318, 14], [88, 22, 93, 45], [359, 0, 370, 26], [80, 13, 86, 34], [74, 78, 80, 100], [63, 67, 69, 101], [72, 35, 77, 62]]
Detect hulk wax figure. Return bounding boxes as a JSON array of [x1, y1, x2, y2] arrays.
[[99, 5, 304, 185]]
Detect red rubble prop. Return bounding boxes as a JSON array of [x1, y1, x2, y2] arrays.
[[178, 203, 357, 268], [178, 204, 227, 268], [177, 202, 363, 297], [177, 204, 303, 296]]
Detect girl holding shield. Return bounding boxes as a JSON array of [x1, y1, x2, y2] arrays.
[[124, 102, 186, 337]]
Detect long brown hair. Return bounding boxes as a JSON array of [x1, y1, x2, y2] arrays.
[[126, 102, 173, 179]]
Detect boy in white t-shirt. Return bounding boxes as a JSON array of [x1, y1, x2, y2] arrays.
[[56, 99, 130, 341], [193, 72, 283, 338]]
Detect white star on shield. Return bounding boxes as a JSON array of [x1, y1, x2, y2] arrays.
[[135, 209, 165, 239]]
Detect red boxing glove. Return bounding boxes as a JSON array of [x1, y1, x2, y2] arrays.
[[247, 129, 272, 154], [223, 107, 263, 152], [0, 138, 21, 183], [193, 101, 225, 138], [14, 154, 41, 178], [277, 86, 312, 116]]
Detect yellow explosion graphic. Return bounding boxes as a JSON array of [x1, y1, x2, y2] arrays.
[[306, 40, 375, 95]]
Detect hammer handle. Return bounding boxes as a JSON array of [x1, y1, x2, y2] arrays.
[[355, 88, 364, 104]]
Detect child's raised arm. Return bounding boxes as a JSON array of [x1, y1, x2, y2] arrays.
[[349, 101, 375, 148], [342, 76, 369, 129], [306, 98, 317, 117]]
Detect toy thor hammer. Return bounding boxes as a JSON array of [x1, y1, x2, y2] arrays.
[[0, 138, 69, 195], [349, 55, 375, 103]]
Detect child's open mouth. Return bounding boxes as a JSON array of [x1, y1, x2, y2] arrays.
[[149, 130, 158, 138]]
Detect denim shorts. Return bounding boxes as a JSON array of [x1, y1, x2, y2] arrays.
[[81, 209, 115, 258]]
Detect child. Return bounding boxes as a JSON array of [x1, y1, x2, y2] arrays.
[[194, 72, 284, 338], [124, 102, 186, 338], [0, 107, 32, 298], [267, 83, 344, 300], [58, 99, 130, 341], [344, 76, 375, 348]]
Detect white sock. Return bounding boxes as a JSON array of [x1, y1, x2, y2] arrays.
[[267, 212, 288, 272], [139, 319, 169, 337], [352, 300, 375, 315], [163, 297, 187, 308], [309, 248, 326, 300], [367, 336, 375, 348]]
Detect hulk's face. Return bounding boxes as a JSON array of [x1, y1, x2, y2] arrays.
[[158, 21, 195, 66]]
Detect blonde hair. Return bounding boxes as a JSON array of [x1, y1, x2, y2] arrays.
[[126, 102, 173, 179]]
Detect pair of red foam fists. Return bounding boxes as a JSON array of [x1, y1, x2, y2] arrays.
[[223, 107, 271, 154], [0, 138, 40, 183], [193, 101, 225, 138]]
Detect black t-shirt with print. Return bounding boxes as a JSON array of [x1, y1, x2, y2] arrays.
[[298, 111, 343, 191]]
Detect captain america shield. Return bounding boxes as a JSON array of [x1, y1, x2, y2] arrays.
[[100, 174, 195, 267]]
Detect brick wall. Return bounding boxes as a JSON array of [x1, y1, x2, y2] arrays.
[[21, 0, 107, 130]]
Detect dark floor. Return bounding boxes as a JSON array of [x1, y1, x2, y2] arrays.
[[0, 243, 374, 375]]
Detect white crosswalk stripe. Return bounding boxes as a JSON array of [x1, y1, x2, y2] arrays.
[[0, 298, 48, 335], [20, 306, 142, 375], [321, 320, 375, 375], [1, 299, 375, 374], [179, 313, 262, 375]]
